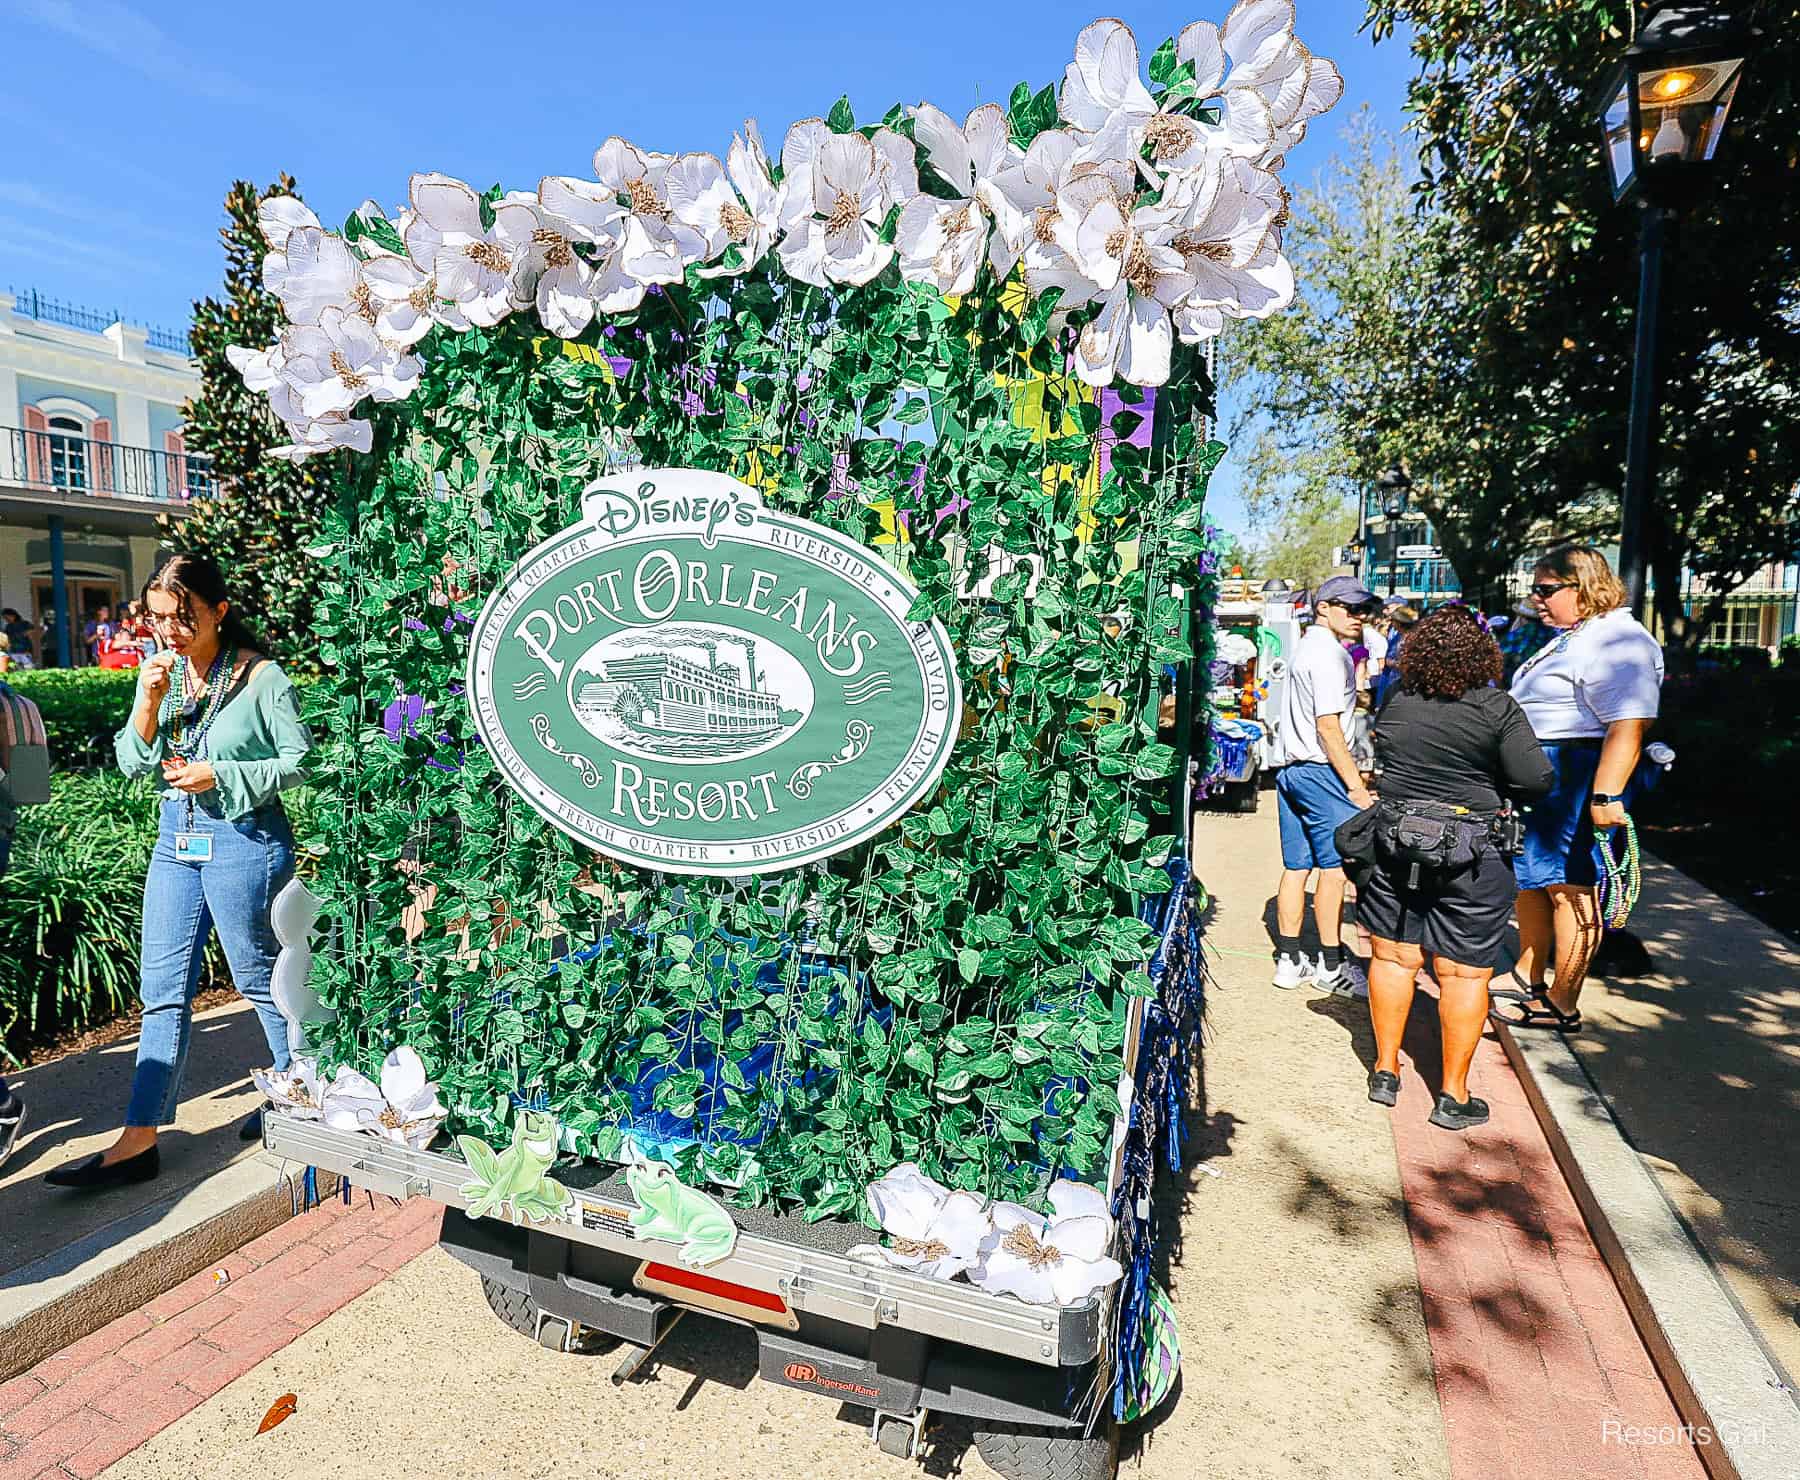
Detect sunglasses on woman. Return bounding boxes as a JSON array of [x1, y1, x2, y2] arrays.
[[1529, 582, 1576, 600]]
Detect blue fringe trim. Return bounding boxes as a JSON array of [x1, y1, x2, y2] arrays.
[[1111, 854, 1209, 1420]]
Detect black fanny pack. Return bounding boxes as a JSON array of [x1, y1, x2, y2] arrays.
[[1375, 800, 1521, 886]]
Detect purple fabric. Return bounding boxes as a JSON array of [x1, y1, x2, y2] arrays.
[[1098, 387, 1156, 477]]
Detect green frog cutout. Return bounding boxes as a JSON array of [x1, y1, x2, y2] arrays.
[[625, 1161, 738, 1268], [456, 1110, 572, 1226]]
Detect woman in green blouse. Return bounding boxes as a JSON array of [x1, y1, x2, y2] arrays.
[[45, 554, 312, 1191]]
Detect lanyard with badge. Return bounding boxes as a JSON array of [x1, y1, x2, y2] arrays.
[[165, 645, 235, 863]]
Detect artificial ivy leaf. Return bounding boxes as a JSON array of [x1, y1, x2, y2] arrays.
[[827, 95, 856, 133]]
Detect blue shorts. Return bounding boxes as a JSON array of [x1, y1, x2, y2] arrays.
[[1515, 741, 1601, 890], [1275, 763, 1358, 870]]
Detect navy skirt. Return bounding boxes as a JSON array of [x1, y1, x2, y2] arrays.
[[1514, 740, 1601, 890]]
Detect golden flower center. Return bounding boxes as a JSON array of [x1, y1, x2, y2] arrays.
[[329, 350, 366, 390], [407, 277, 438, 313], [720, 201, 755, 243], [891, 1235, 951, 1260], [464, 239, 512, 274], [349, 281, 378, 323], [1001, 1224, 1064, 1270], [378, 1106, 405, 1129], [942, 209, 973, 239], [1032, 205, 1059, 246], [627, 177, 670, 222], [288, 1082, 313, 1107], [1144, 113, 1197, 162], [1172, 232, 1234, 265], [825, 189, 862, 236], [533, 228, 573, 269]]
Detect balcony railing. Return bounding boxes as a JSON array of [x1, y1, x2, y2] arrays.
[[10, 287, 192, 356], [1, 426, 216, 503]]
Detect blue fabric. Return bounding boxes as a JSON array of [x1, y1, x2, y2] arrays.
[[1275, 763, 1357, 869], [1515, 742, 1602, 890], [126, 797, 294, 1127]]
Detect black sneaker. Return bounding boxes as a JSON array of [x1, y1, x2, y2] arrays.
[[0, 1096, 24, 1171], [1367, 1071, 1400, 1107], [1428, 1093, 1491, 1132]]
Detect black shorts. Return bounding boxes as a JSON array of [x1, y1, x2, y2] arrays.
[[1354, 849, 1518, 969]]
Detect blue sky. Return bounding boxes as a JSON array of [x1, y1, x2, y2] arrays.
[[0, 0, 1416, 535]]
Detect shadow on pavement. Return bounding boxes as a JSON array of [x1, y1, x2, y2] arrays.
[[0, 1003, 271, 1283]]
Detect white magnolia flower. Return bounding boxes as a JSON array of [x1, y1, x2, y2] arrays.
[[591, 137, 703, 301], [526, 177, 627, 336], [778, 130, 895, 288], [1148, 156, 1294, 337], [225, 341, 284, 394], [973, 1181, 1124, 1306], [256, 195, 320, 251], [848, 1163, 990, 1281], [280, 306, 422, 418], [1062, 184, 1190, 386], [404, 173, 538, 328], [253, 1055, 327, 1119], [1180, 2, 1343, 167], [897, 103, 1025, 295], [998, 133, 1135, 313], [264, 227, 362, 328], [366, 1046, 447, 1150], [663, 152, 743, 267], [268, 412, 373, 462], [690, 121, 784, 279], [319, 1064, 387, 1131], [359, 254, 467, 346]]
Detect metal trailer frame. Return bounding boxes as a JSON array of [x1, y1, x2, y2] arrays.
[[264, 1115, 1120, 1473]]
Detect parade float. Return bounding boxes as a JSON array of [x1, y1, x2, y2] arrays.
[[239, 8, 1338, 1475]]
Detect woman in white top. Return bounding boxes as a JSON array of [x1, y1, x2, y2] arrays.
[[1499, 547, 1663, 1031]]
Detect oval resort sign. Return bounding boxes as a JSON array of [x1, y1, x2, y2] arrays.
[[467, 469, 962, 875]]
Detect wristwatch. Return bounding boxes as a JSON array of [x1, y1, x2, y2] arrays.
[[1590, 792, 1623, 805]]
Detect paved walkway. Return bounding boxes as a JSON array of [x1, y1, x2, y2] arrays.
[[1552, 853, 1800, 1381], [0, 1192, 440, 1479], [2, 1001, 275, 1282]]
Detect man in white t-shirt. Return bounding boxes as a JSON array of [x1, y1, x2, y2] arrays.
[[1270, 576, 1378, 994]]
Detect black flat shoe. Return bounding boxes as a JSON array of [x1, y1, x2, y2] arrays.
[[1368, 1071, 1400, 1107], [44, 1146, 161, 1190], [239, 1107, 266, 1141], [1428, 1093, 1491, 1132]]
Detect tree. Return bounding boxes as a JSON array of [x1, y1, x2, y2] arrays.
[[1363, 0, 1800, 654], [164, 177, 331, 666]]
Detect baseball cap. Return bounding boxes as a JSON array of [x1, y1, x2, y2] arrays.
[[1314, 575, 1377, 610]]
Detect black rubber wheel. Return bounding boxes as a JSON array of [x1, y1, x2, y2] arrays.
[[972, 1421, 1119, 1480], [480, 1276, 540, 1339], [876, 1418, 915, 1459]]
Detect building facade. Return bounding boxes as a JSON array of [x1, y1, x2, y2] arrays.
[[0, 289, 210, 666]]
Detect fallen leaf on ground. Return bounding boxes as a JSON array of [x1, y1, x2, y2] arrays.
[[258, 1394, 298, 1434]]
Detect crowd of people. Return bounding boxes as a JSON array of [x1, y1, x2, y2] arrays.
[[0, 599, 161, 673], [1266, 546, 1662, 1130]]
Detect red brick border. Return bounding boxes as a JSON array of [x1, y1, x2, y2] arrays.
[[0, 1194, 442, 1479], [1387, 988, 1708, 1480]]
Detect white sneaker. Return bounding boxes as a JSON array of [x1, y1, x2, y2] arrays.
[[1316, 955, 1369, 998], [1273, 952, 1318, 990]]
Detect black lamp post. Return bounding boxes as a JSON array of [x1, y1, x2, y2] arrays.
[[1596, 3, 1757, 619], [1377, 466, 1413, 598]]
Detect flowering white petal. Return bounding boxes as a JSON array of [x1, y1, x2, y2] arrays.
[[267, 413, 373, 462], [1046, 1180, 1110, 1223], [871, 127, 919, 213], [1050, 1254, 1124, 1306], [320, 1065, 385, 1130], [912, 103, 975, 195], [226, 343, 283, 393], [539, 177, 625, 245], [257, 195, 319, 251], [866, 1161, 947, 1240], [409, 172, 485, 237], [1060, 18, 1155, 137], [1220, 0, 1300, 89], [265, 228, 359, 327], [379, 1046, 428, 1110], [1177, 20, 1227, 96], [897, 197, 984, 296]]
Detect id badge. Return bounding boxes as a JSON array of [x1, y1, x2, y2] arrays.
[[174, 832, 214, 863]]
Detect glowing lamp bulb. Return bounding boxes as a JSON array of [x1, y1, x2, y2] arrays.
[[1654, 70, 1698, 99]]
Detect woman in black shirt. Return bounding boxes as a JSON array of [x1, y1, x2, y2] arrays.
[[1355, 608, 1552, 1131]]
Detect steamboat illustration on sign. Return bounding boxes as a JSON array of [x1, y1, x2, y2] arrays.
[[467, 468, 960, 875]]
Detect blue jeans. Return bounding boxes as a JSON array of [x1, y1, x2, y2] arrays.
[[127, 798, 295, 1127]]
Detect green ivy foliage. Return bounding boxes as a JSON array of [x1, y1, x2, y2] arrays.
[[303, 95, 1223, 1219]]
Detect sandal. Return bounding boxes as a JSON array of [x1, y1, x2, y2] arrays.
[[1496, 985, 1582, 1033], [1488, 969, 1545, 1005]]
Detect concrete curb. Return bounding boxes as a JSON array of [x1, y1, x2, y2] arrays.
[[0, 1151, 328, 1383], [1493, 1016, 1800, 1480]]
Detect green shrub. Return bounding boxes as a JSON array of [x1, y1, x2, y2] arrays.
[[4, 669, 140, 769], [0, 772, 320, 1065]]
